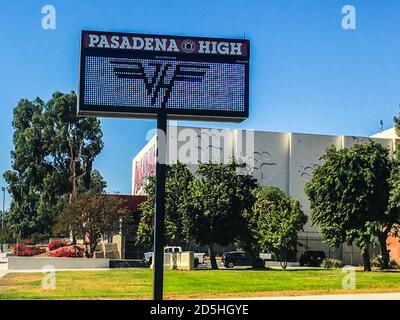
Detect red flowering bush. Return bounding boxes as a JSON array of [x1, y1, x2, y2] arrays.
[[14, 243, 25, 254], [50, 246, 84, 258], [16, 248, 34, 256], [48, 240, 67, 251], [14, 243, 46, 256]]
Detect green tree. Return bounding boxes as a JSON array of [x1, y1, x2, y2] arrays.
[[77, 169, 107, 193], [43, 92, 104, 202], [137, 162, 195, 246], [387, 117, 400, 263], [233, 181, 266, 269], [53, 192, 129, 258], [4, 92, 104, 240], [305, 141, 391, 271], [183, 161, 258, 269], [251, 186, 307, 269], [386, 148, 400, 266], [4, 97, 57, 239]]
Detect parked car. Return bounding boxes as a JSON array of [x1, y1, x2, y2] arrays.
[[299, 250, 326, 267], [143, 246, 205, 267], [221, 251, 251, 268]]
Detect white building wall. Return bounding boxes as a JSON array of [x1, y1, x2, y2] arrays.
[[288, 133, 342, 235], [132, 135, 156, 195], [169, 125, 234, 169], [249, 131, 290, 194], [342, 136, 394, 155], [370, 127, 397, 139]]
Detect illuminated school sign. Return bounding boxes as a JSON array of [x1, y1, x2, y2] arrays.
[[78, 30, 249, 122]]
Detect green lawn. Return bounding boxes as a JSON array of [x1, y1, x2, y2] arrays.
[[1, 268, 400, 299]]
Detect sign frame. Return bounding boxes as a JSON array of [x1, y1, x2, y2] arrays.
[[78, 30, 250, 122]]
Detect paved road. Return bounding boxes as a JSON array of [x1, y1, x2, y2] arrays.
[[226, 292, 400, 300]]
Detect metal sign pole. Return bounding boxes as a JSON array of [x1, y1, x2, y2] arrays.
[[153, 111, 167, 300], [77, 31, 249, 300]]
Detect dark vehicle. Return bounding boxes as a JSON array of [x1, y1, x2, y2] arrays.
[[221, 251, 251, 268], [299, 250, 326, 267]]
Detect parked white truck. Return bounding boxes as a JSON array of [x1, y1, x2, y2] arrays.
[[144, 246, 205, 267]]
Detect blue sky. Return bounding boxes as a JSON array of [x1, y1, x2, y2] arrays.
[[1, 0, 400, 208]]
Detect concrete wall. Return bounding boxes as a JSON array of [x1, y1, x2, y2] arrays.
[[169, 125, 234, 167], [7, 257, 110, 270], [175, 251, 195, 270], [248, 131, 289, 193], [342, 136, 394, 156], [289, 133, 342, 235], [111, 235, 123, 259], [132, 135, 156, 195], [150, 252, 194, 270], [370, 127, 397, 139]]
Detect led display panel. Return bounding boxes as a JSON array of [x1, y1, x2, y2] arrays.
[[78, 31, 249, 122]]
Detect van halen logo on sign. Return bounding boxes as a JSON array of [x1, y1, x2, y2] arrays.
[[110, 60, 209, 107]]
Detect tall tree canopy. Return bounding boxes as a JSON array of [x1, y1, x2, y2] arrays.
[[305, 141, 391, 271], [182, 161, 258, 269], [137, 161, 258, 269], [386, 147, 400, 263], [53, 192, 129, 258], [3, 92, 104, 240], [245, 186, 307, 269], [137, 162, 194, 246]]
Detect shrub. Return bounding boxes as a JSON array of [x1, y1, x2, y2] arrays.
[[14, 243, 46, 256], [50, 246, 84, 258], [321, 258, 342, 269], [371, 256, 384, 268], [14, 243, 26, 254], [390, 259, 400, 270], [48, 240, 67, 251], [28, 233, 48, 245], [15, 247, 34, 256]]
